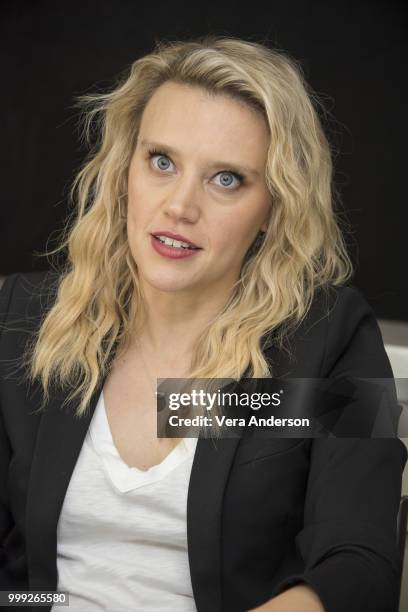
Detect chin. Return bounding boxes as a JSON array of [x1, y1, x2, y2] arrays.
[[142, 272, 199, 293]]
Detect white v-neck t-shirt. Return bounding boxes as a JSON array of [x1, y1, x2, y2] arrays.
[[52, 390, 199, 611]]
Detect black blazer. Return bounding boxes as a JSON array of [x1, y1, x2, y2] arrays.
[[0, 271, 406, 612]]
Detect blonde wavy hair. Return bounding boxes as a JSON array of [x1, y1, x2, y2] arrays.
[[20, 34, 353, 422]]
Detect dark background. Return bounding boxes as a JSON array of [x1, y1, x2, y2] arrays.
[[1, 0, 407, 321]]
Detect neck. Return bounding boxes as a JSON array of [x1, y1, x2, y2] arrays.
[[133, 280, 236, 361]]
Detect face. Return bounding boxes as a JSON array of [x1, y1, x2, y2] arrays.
[[126, 81, 271, 299]]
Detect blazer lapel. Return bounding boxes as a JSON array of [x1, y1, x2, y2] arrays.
[[187, 435, 241, 612], [25, 372, 243, 612], [26, 375, 105, 592]]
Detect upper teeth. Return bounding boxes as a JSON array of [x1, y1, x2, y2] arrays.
[[156, 235, 196, 249]]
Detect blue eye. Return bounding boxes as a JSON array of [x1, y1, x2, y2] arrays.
[[149, 150, 173, 172], [214, 171, 243, 189], [147, 148, 245, 190]]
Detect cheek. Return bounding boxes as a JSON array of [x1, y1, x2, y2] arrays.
[[127, 181, 153, 224], [127, 163, 149, 204], [127, 181, 142, 210], [212, 217, 255, 253]]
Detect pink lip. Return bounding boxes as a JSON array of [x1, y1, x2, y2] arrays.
[[151, 231, 200, 248], [150, 235, 202, 260]]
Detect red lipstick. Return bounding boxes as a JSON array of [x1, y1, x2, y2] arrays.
[[150, 235, 202, 260]]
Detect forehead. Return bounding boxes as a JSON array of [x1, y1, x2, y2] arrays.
[[139, 81, 270, 167], [142, 80, 264, 124]]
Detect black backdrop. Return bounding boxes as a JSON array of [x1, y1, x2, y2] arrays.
[[1, 0, 407, 320]]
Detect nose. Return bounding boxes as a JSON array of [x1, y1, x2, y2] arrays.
[[162, 174, 201, 223]]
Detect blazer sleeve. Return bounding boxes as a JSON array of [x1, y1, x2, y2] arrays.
[[0, 273, 22, 589], [267, 286, 408, 612]]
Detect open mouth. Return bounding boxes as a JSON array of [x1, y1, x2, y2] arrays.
[[149, 234, 202, 259], [151, 234, 201, 251]]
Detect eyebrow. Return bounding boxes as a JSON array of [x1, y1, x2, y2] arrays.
[[140, 139, 259, 177]]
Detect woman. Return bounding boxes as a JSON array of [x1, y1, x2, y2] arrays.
[[0, 35, 406, 612]]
